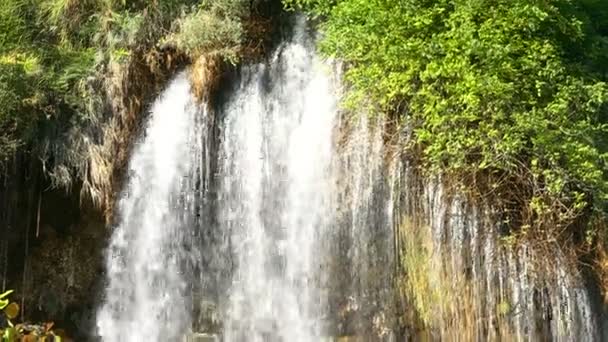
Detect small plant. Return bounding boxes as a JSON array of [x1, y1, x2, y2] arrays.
[[0, 290, 67, 341], [0, 290, 19, 342]]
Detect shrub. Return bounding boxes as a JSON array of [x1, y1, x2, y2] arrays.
[[165, 0, 250, 63], [287, 0, 608, 235]]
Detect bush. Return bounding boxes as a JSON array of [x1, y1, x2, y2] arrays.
[[288, 0, 608, 233], [165, 0, 250, 63]]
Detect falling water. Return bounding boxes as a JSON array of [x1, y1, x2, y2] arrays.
[[97, 73, 203, 341], [96, 18, 602, 342], [217, 22, 338, 340], [392, 154, 599, 340]]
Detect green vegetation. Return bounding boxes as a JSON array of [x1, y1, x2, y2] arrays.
[[0, 0, 253, 207], [396, 219, 499, 339], [165, 0, 249, 63], [287, 0, 608, 239], [1, 290, 18, 341], [1, 289, 65, 341], [0, 290, 13, 310]]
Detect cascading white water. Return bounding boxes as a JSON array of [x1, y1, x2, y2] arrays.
[[217, 22, 338, 340], [95, 17, 602, 342], [97, 73, 202, 341]]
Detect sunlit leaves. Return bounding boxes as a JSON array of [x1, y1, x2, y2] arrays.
[[290, 0, 608, 224], [0, 290, 14, 310]]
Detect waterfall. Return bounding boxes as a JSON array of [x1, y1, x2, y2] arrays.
[[217, 23, 338, 340], [96, 73, 204, 341], [96, 19, 601, 342], [393, 158, 599, 341]]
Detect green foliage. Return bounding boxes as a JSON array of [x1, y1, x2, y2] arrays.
[[0, 56, 39, 160], [0, 290, 13, 310], [0, 290, 19, 342], [0, 0, 252, 174], [2, 327, 17, 342], [165, 0, 249, 63], [0, 289, 64, 341], [0, 0, 99, 164], [283, 0, 335, 16], [290, 0, 608, 229]]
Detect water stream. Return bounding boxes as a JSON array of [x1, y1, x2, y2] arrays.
[[216, 23, 337, 341], [96, 19, 601, 342]]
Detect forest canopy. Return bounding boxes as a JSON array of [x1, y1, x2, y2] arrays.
[[287, 0, 608, 237]]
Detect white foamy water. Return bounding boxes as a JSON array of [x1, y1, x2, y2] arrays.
[[218, 22, 338, 341], [96, 73, 201, 341]]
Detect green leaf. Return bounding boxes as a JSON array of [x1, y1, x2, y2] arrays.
[[0, 290, 13, 310]]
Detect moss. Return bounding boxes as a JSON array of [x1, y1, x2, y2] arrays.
[[397, 216, 516, 339]]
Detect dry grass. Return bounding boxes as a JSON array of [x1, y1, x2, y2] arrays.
[[189, 55, 221, 104], [43, 46, 187, 221]]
